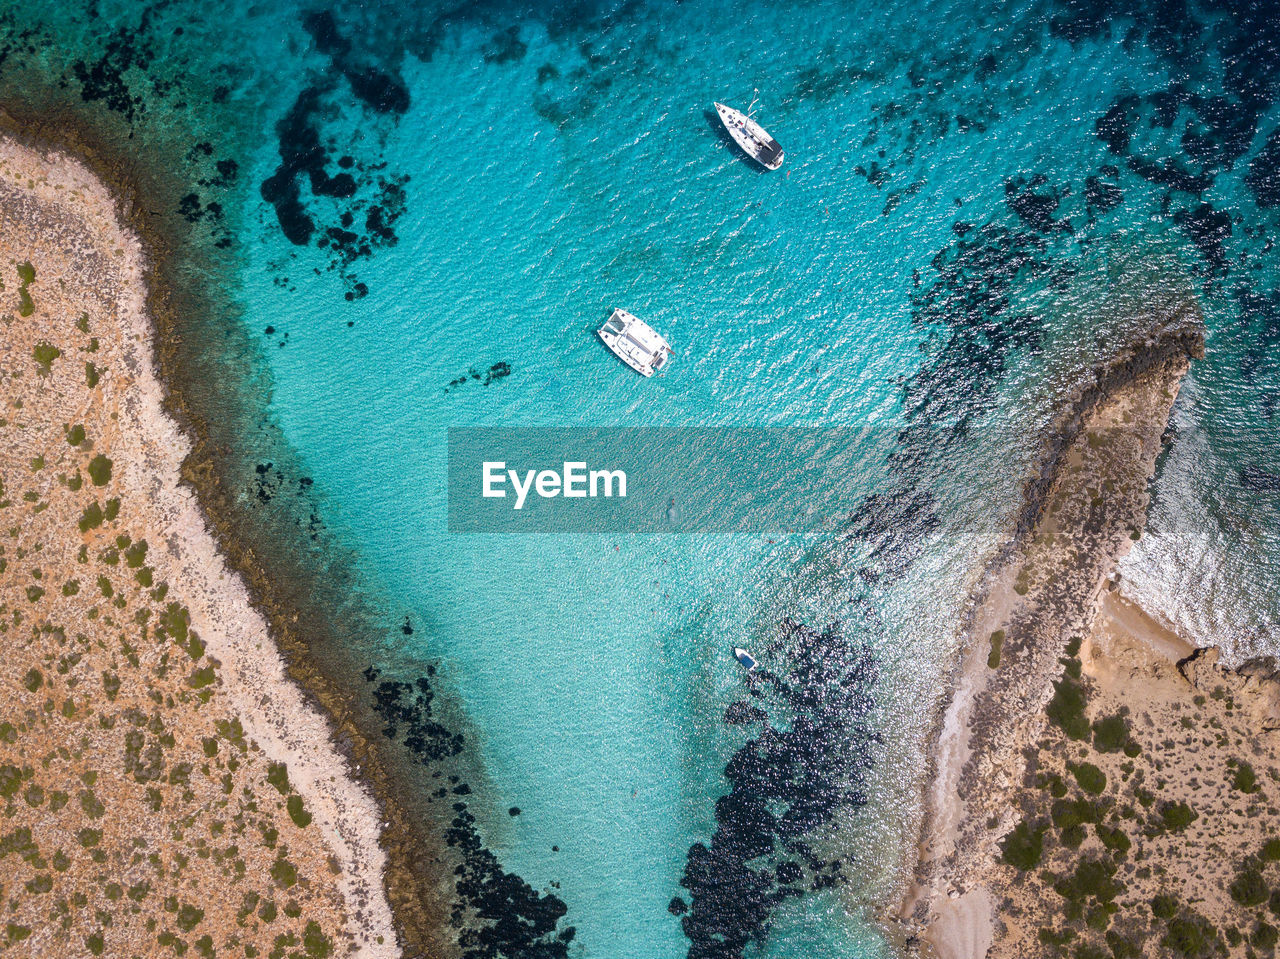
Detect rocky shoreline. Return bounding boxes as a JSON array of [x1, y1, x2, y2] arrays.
[[0, 133, 397, 954], [898, 300, 1208, 957]]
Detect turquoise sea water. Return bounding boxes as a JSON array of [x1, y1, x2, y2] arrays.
[[5, 0, 1280, 955]]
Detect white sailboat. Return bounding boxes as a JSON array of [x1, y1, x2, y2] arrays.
[[714, 93, 784, 170]]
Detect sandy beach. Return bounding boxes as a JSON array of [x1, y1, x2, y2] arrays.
[[0, 134, 397, 955]]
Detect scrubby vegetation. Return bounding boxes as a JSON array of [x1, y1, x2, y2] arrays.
[[1002, 819, 1045, 871], [1, 202, 351, 956], [993, 627, 1280, 959], [988, 629, 1005, 669]]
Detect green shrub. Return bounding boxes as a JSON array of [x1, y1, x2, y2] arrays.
[[1091, 713, 1129, 753], [270, 856, 297, 888], [125, 542, 147, 568], [1151, 893, 1179, 919], [1071, 762, 1107, 795], [1230, 868, 1269, 907], [287, 794, 312, 829], [1233, 761, 1260, 794], [1264, 838, 1280, 862], [1052, 797, 1101, 830], [1061, 823, 1086, 848], [988, 630, 1004, 669], [32, 342, 59, 375], [65, 425, 85, 446], [303, 921, 333, 959], [1085, 904, 1111, 931], [175, 904, 204, 932], [1254, 921, 1278, 949], [0, 766, 21, 798], [1160, 801, 1197, 833], [87, 455, 112, 487], [1047, 675, 1091, 740], [1096, 823, 1131, 855], [78, 501, 104, 532], [1105, 930, 1140, 958], [267, 763, 290, 795], [1054, 857, 1121, 903], [1162, 912, 1218, 958], [1038, 928, 1075, 946]]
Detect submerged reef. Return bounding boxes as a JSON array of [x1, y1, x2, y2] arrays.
[[678, 620, 878, 958], [363, 666, 575, 958]]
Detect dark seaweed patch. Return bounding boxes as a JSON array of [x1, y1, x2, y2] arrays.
[[1095, 96, 1140, 155], [1084, 175, 1123, 214], [1005, 177, 1073, 234], [1240, 465, 1280, 492], [1125, 154, 1211, 195], [901, 223, 1050, 426], [1246, 127, 1280, 207], [679, 620, 876, 958], [256, 10, 412, 299], [1063, 0, 1280, 295], [483, 26, 528, 65], [260, 82, 409, 299], [71, 22, 156, 123], [261, 86, 326, 245], [303, 11, 409, 115], [1175, 203, 1232, 273], [363, 665, 573, 957], [1233, 283, 1280, 401], [445, 362, 513, 393], [843, 219, 1055, 583]]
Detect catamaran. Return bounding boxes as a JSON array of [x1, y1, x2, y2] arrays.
[[598, 308, 673, 377], [714, 93, 784, 170]]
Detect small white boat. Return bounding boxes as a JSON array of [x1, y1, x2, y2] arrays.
[[733, 647, 758, 671], [714, 95, 784, 170], [598, 308, 673, 378]]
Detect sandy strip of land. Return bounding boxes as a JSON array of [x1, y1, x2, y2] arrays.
[[896, 303, 1205, 958], [0, 133, 398, 955]]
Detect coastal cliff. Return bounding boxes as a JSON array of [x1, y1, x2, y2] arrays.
[[899, 299, 1234, 957], [0, 136, 396, 955]]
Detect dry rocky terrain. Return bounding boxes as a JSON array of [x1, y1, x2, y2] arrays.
[[0, 137, 395, 957]]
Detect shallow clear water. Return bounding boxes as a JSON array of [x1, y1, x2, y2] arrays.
[[6, 0, 1280, 955]]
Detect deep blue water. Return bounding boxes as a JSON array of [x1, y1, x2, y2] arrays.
[[6, 0, 1280, 955]]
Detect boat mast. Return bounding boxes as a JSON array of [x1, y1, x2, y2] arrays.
[[747, 88, 760, 119]]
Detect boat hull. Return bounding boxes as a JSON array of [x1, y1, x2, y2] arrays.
[[598, 309, 673, 377], [714, 102, 784, 170]]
